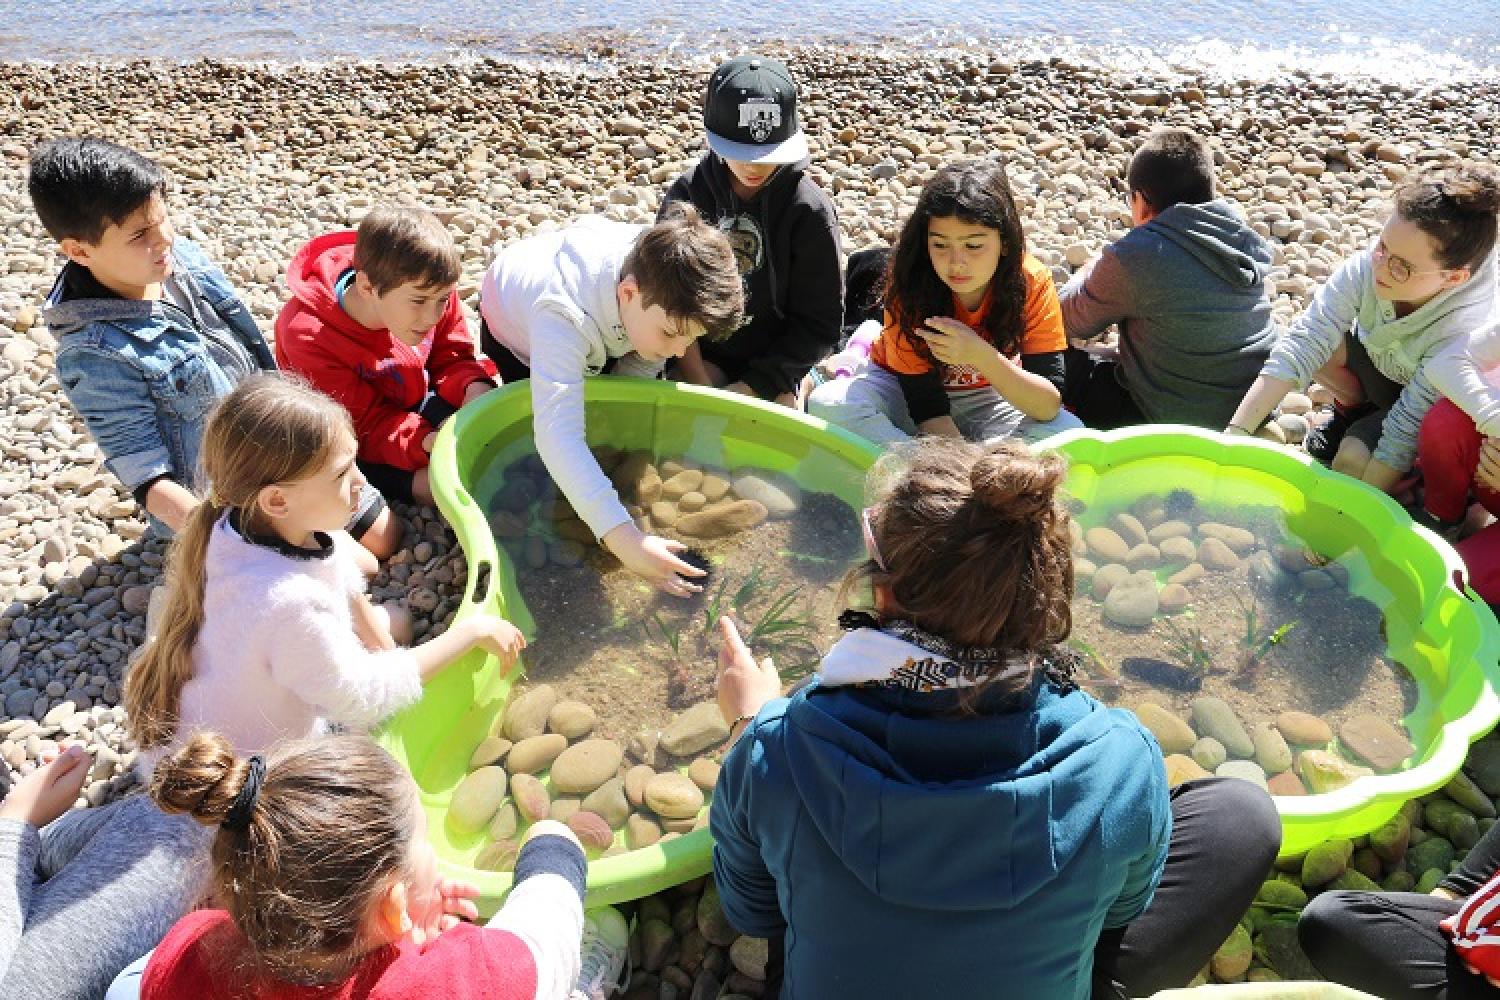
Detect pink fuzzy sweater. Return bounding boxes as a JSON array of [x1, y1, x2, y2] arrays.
[[141, 514, 422, 772]]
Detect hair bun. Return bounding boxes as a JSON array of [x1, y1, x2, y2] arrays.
[[150, 731, 255, 828], [1439, 162, 1500, 216], [969, 444, 1066, 522]]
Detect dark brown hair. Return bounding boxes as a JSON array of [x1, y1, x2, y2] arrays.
[[857, 438, 1073, 652], [151, 731, 418, 986], [353, 205, 461, 295], [622, 202, 744, 342], [1395, 162, 1500, 271], [1126, 129, 1216, 211], [126, 374, 353, 748], [885, 159, 1030, 359]]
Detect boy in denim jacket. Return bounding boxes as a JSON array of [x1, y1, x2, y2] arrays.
[[29, 138, 401, 561]]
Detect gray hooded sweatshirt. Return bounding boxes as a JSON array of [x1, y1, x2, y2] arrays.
[[1061, 199, 1278, 428], [1260, 240, 1499, 471]]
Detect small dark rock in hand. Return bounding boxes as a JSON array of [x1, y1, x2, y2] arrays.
[[677, 547, 712, 586]]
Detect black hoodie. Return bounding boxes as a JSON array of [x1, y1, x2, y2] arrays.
[[658, 153, 843, 398]]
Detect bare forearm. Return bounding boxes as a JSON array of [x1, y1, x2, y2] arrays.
[[143, 478, 200, 533], [976, 353, 1062, 420], [917, 415, 963, 438], [675, 341, 714, 386], [1363, 458, 1403, 493], [1229, 375, 1294, 433], [409, 618, 478, 682], [351, 595, 396, 652]]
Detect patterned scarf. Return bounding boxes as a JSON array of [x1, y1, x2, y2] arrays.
[[822, 611, 1077, 694]]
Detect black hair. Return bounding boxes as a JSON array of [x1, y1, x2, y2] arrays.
[[1126, 130, 1216, 212], [884, 159, 1028, 358], [27, 138, 168, 244]]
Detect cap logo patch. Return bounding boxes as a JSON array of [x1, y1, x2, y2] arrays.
[[738, 97, 781, 142]]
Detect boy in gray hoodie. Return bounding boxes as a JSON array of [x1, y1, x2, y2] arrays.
[[1060, 130, 1277, 429]]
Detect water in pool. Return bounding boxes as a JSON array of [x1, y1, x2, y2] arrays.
[[444, 442, 864, 869], [1066, 488, 1420, 796]]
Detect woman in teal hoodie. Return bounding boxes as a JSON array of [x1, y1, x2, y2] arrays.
[[710, 438, 1282, 999]]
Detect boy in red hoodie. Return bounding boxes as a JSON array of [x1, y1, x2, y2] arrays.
[[276, 206, 497, 508]]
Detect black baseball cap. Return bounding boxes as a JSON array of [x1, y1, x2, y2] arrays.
[[703, 55, 808, 166]]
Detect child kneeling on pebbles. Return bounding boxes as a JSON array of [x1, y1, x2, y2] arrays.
[[123, 373, 525, 761], [1228, 162, 1500, 494], [28, 138, 400, 565], [121, 731, 628, 1000], [478, 206, 743, 597], [276, 205, 500, 510], [808, 159, 1083, 447], [709, 438, 1281, 999]]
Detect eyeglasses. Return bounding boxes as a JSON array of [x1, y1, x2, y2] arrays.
[[861, 507, 888, 572], [1372, 243, 1452, 284]]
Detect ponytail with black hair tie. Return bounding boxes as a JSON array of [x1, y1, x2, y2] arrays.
[[221, 755, 265, 831]]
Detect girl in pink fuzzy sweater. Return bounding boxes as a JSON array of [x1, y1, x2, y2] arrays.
[[125, 373, 526, 764]]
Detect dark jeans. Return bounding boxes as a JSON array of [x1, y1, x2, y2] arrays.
[[1063, 347, 1146, 430], [760, 777, 1281, 1000], [1300, 813, 1500, 1000], [355, 394, 457, 505], [1342, 331, 1405, 453]]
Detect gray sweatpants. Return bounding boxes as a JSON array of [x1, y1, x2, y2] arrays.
[[0, 794, 209, 1000], [808, 361, 1082, 447]]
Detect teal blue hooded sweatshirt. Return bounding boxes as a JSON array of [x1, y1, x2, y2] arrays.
[[710, 670, 1171, 999]]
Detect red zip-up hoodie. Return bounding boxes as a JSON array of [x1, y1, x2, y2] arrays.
[[275, 232, 496, 471]]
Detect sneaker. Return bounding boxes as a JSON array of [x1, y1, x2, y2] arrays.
[[1303, 402, 1375, 464], [574, 906, 629, 1000]]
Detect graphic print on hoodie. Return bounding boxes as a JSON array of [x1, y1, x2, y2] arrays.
[[275, 231, 495, 471], [1059, 198, 1279, 428], [658, 153, 844, 398]]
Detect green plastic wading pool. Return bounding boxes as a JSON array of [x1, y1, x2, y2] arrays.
[[1046, 424, 1500, 859], [380, 396, 1500, 913], [376, 378, 881, 913]]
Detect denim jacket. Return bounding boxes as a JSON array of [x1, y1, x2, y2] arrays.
[[47, 238, 276, 502]]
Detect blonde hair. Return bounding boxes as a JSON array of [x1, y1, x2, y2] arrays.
[[152, 731, 418, 986], [126, 374, 354, 747]]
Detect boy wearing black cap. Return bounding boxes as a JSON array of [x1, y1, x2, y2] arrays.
[[659, 55, 844, 407]]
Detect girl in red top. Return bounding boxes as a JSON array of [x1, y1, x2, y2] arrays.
[[130, 732, 626, 1000], [809, 159, 1082, 446]]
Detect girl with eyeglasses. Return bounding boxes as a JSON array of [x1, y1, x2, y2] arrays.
[[1226, 162, 1500, 495], [707, 438, 1281, 999]]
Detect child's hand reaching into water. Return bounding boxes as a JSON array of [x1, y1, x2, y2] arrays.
[[716, 616, 784, 735], [0, 745, 89, 828], [603, 522, 706, 597]]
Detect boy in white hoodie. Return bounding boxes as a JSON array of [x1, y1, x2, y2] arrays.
[[478, 206, 744, 596], [1227, 163, 1500, 494]]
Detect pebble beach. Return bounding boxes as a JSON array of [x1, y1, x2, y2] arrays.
[[3, 46, 1500, 992]]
